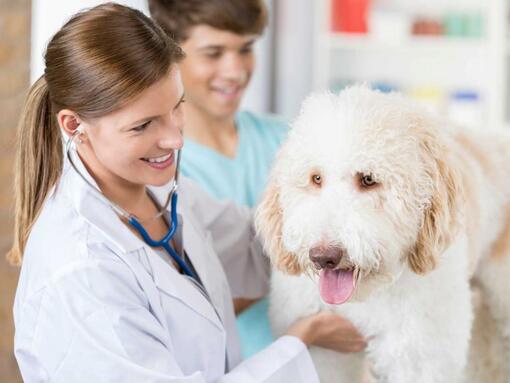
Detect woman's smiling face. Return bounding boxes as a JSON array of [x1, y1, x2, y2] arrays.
[[79, 67, 186, 189]]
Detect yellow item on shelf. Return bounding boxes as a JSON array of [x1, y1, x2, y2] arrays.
[[408, 86, 445, 116]]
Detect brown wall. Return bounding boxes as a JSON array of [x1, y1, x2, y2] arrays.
[[0, 0, 31, 382]]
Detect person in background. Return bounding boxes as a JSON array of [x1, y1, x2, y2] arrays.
[[148, 0, 366, 359], [149, 0, 283, 209]]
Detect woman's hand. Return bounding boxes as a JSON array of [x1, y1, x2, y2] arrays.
[[286, 311, 367, 353]]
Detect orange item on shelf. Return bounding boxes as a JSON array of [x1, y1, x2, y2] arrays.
[[331, 0, 370, 33]]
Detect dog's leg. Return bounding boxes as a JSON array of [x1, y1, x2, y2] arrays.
[[369, 310, 471, 383], [366, 265, 473, 383], [476, 254, 510, 381]]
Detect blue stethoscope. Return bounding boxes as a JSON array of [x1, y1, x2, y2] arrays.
[[65, 126, 197, 279], [128, 190, 197, 278]]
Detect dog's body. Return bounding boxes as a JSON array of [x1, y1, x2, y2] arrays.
[[255, 86, 510, 382]]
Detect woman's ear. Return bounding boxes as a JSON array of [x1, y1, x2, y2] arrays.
[[408, 130, 462, 275], [255, 180, 303, 275], [57, 109, 83, 138]]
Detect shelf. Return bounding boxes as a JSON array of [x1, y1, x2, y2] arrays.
[[324, 33, 488, 55], [313, 1, 508, 127]]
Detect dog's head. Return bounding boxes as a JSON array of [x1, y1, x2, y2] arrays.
[[255, 85, 462, 304]]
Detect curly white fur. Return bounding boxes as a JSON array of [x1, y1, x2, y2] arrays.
[[255, 85, 510, 383]]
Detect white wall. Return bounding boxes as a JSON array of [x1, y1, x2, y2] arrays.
[[273, 0, 315, 119], [240, 0, 274, 114], [31, 0, 149, 82]]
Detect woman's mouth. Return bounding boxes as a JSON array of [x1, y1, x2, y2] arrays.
[[141, 152, 174, 169]]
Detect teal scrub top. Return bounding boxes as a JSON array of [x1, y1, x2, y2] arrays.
[[180, 110, 289, 358]]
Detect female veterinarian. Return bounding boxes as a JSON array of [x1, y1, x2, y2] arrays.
[[9, 3, 366, 383]]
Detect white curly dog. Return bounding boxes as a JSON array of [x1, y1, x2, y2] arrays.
[[255, 86, 510, 383]]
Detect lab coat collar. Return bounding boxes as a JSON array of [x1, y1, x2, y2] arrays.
[[63, 149, 170, 254]]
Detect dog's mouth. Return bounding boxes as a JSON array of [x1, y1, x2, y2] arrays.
[[319, 266, 360, 305]]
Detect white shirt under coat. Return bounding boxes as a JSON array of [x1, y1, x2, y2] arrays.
[[13, 153, 319, 382]]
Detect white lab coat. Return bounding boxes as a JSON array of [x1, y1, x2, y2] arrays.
[[13, 153, 319, 383]]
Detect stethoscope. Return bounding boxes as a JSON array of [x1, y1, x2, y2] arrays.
[[66, 126, 229, 371], [65, 126, 197, 279]]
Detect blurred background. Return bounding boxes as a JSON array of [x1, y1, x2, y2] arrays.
[[1, 0, 30, 382], [1, 0, 509, 381]]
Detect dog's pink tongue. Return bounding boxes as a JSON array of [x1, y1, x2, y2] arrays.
[[319, 269, 355, 304]]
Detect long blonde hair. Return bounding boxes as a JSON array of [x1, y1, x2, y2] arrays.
[[7, 3, 184, 265]]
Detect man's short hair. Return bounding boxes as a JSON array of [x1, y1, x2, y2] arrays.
[[148, 0, 268, 42]]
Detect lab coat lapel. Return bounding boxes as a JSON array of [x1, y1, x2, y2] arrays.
[[145, 245, 224, 331], [78, 193, 225, 331], [64, 152, 141, 254], [148, 184, 229, 329], [181, 216, 227, 318], [65, 153, 224, 331]]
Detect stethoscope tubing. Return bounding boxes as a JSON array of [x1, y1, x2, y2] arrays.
[[128, 193, 197, 279]]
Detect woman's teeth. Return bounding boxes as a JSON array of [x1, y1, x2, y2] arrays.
[[143, 153, 172, 163]]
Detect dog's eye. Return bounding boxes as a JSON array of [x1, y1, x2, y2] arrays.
[[360, 174, 377, 188], [311, 174, 322, 186]]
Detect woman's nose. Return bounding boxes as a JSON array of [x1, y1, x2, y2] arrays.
[[158, 123, 184, 150], [159, 136, 183, 150]]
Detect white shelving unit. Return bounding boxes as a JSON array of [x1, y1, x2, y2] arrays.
[[327, 34, 487, 53], [312, 0, 509, 129]]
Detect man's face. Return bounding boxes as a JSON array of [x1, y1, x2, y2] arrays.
[[179, 25, 257, 120]]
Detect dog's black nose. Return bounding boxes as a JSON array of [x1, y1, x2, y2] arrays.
[[309, 245, 345, 270]]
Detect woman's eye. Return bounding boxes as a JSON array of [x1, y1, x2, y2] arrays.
[[360, 174, 377, 187], [132, 120, 151, 132]]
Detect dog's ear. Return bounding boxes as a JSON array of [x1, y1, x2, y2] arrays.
[[255, 181, 302, 275], [408, 129, 462, 275]]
